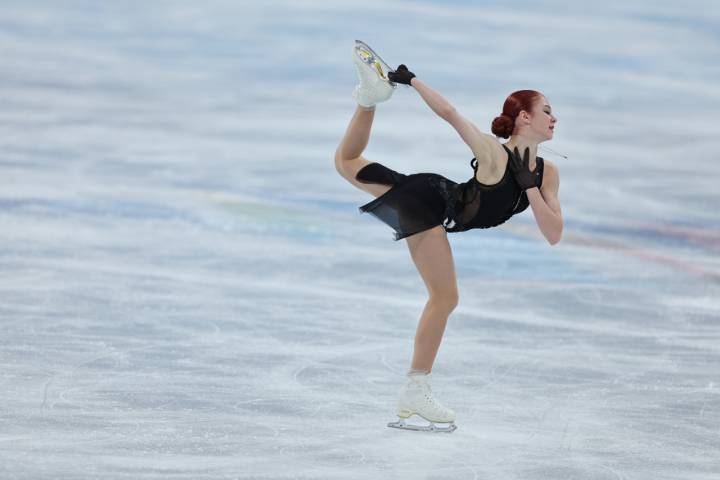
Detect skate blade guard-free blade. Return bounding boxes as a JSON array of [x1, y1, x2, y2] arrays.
[[387, 416, 457, 433], [354, 39, 395, 84]]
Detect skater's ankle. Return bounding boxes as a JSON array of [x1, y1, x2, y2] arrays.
[[407, 368, 429, 376]]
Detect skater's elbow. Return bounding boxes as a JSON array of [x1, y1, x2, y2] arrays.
[[546, 229, 562, 246], [439, 105, 457, 120]]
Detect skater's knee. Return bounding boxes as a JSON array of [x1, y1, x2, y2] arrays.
[[333, 149, 356, 176], [334, 149, 345, 174], [428, 289, 459, 313]]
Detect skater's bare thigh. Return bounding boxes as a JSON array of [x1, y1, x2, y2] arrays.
[[406, 226, 458, 302], [335, 154, 393, 198]]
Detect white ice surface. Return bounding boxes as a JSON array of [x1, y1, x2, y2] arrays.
[[1, 1, 719, 479]]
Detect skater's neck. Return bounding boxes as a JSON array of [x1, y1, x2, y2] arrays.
[[504, 134, 539, 163]]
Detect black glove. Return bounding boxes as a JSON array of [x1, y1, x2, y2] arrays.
[[388, 64, 416, 85], [509, 147, 540, 191]]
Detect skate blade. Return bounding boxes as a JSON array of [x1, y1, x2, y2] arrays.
[[354, 39, 395, 84], [387, 417, 457, 433]]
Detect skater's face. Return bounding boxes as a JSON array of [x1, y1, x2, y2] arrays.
[[526, 96, 557, 142]]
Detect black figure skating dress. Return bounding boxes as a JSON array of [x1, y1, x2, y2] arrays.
[[356, 145, 544, 240]]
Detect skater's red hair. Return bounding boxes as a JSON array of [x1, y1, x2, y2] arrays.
[[491, 90, 543, 139]]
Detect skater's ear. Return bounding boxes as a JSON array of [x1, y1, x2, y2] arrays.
[[516, 109, 532, 126]]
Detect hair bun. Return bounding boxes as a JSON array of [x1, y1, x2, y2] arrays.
[[491, 113, 514, 139]]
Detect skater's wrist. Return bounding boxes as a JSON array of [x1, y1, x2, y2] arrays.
[[388, 64, 416, 86]]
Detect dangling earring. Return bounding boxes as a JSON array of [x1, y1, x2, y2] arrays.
[[538, 145, 568, 159]]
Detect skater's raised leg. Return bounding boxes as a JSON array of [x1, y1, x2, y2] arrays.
[[334, 41, 396, 198], [334, 107, 392, 198], [335, 42, 395, 197]]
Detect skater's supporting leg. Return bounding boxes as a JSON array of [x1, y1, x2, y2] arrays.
[[334, 106, 391, 198], [405, 225, 459, 372]]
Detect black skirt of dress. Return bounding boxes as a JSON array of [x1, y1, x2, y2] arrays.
[[355, 162, 458, 241]]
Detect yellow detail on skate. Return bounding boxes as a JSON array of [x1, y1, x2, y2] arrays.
[[373, 61, 387, 80], [357, 48, 372, 62]]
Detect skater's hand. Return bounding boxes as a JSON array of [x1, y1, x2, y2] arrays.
[[388, 64, 416, 85], [509, 147, 540, 191]]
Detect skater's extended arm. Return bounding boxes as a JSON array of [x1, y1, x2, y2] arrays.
[[409, 78, 454, 119], [410, 77, 496, 161], [389, 65, 495, 160], [394, 77, 497, 163]]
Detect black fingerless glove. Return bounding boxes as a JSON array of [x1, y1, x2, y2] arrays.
[[388, 64, 416, 85], [509, 147, 540, 191]]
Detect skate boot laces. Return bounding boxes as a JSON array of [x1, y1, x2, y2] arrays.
[[422, 385, 447, 414], [403, 375, 455, 421]]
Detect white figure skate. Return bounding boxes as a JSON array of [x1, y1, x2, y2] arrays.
[[352, 40, 396, 108], [387, 372, 457, 433]]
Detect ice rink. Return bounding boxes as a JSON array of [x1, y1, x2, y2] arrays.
[[1, 1, 719, 478]]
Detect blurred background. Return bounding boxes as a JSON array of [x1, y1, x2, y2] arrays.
[[1, 1, 719, 478]]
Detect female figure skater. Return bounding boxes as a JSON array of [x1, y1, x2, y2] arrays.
[[334, 42, 562, 432]]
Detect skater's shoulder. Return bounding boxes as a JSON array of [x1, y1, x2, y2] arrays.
[[477, 135, 514, 166], [458, 121, 506, 164]]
